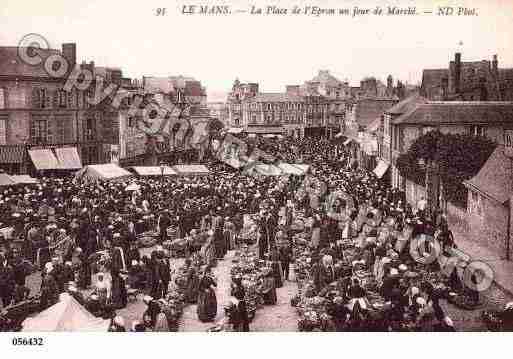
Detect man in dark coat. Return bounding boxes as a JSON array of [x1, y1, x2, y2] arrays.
[[0, 254, 15, 307]]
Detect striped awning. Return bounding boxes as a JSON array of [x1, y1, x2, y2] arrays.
[[0, 145, 25, 164]]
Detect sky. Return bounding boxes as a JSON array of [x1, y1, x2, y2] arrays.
[[1, 0, 513, 101]]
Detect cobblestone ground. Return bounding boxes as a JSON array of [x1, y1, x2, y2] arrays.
[[22, 251, 513, 332]]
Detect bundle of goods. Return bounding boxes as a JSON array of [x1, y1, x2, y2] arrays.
[[164, 237, 189, 257], [297, 295, 334, 331], [230, 248, 267, 319], [0, 296, 41, 332], [160, 290, 187, 331]]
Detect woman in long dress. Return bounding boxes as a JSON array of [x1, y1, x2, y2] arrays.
[[197, 266, 217, 322], [200, 231, 216, 268]]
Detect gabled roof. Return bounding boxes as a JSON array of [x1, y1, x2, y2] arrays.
[[420, 69, 449, 93], [386, 94, 428, 115], [393, 101, 513, 125], [0, 46, 62, 78], [464, 145, 509, 204], [354, 98, 398, 128]]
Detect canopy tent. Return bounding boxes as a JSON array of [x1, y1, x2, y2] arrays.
[[125, 182, 141, 191], [9, 175, 39, 184], [28, 149, 60, 170], [277, 163, 308, 176], [335, 132, 344, 138], [172, 164, 210, 176], [75, 163, 132, 181], [263, 134, 283, 138], [55, 147, 82, 169], [227, 127, 243, 134], [131, 166, 177, 176], [292, 164, 310, 174], [373, 160, 390, 179], [248, 163, 282, 176], [22, 293, 110, 332], [0, 173, 16, 186]]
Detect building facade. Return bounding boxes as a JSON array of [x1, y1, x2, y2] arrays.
[[226, 72, 346, 138], [420, 52, 513, 101], [0, 43, 130, 173]]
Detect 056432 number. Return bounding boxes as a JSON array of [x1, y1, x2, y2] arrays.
[[11, 337, 44, 346]]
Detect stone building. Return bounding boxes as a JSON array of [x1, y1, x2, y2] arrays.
[[420, 52, 513, 101], [226, 73, 346, 138], [0, 43, 132, 173]]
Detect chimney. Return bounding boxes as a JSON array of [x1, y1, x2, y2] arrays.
[[454, 52, 461, 94], [62, 43, 76, 67], [492, 54, 499, 76]]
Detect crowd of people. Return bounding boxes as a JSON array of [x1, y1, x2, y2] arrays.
[[0, 134, 500, 332]]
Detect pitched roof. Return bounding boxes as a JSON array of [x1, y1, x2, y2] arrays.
[[0, 46, 62, 78], [354, 98, 398, 128], [499, 69, 513, 81], [386, 94, 428, 115], [420, 69, 449, 93], [393, 101, 513, 125], [250, 93, 304, 102], [464, 145, 510, 204]]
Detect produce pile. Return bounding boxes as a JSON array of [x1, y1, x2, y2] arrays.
[[289, 210, 459, 331]]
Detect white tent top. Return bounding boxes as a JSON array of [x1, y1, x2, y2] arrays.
[[250, 163, 282, 176], [335, 132, 344, 138], [172, 164, 210, 175], [227, 127, 243, 134], [22, 293, 110, 332], [0, 173, 16, 186], [9, 175, 39, 184], [75, 163, 132, 181], [131, 166, 177, 176], [277, 163, 308, 176]]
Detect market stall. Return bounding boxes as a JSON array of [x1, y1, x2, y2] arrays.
[[22, 293, 110, 332], [172, 164, 210, 176], [74, 163, 132, 181]]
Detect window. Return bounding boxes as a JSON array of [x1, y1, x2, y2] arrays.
[[31, 119, 48, 144], [470, 125, 486, 137], [267, 103, 272, 111], [56, 119, 65, 143], [266, 114, 272, 123], [128, 116, 135, 128], [251, 115, 257, 124], [39, 89, 47, 109], [86, 118, 96, 141], [0, 118, 6, 145], [58, 90, 67, 108], [234, 118, 240, 126], [469, 190, 483, 216], [422, 126, 435, 135], [0, 89, 5, 109]]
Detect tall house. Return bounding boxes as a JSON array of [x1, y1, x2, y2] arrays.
[[421, 52, 513, 101], [0, 42, 129, 172]]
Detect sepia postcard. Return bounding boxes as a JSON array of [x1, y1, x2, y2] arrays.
[[1, 2, 513, 354]]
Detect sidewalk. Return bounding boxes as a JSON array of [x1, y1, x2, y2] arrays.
[[453, 230, 513, 297]]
